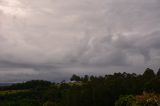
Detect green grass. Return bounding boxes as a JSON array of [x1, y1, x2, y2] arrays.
[[0, 90, 31, 95]]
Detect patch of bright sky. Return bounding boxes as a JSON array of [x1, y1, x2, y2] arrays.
[[0, 0, 28, 17]]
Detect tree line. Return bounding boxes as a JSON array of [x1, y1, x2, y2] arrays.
[[0, 68, 160, 106]]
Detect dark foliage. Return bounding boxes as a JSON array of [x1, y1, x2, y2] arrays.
[[0, 68, 160, 106]]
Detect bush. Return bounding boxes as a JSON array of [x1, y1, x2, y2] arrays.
[[115, 95, 135, 106]]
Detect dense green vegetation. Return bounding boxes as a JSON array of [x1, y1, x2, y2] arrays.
[[115, 92, 160, 106], [0, 68, 160, 106]]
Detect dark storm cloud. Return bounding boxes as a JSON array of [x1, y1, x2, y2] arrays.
[[0, 60, 57, 70], [0, 0, 160, 82]]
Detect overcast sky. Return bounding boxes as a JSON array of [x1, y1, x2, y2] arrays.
[[0, 0, 160, 82]]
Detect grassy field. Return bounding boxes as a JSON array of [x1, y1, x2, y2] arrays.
[[0, 90, 31, 95]]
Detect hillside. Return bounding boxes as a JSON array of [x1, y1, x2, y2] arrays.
[[0, 68, 160, 106]]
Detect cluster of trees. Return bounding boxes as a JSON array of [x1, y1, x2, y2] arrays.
[[0, 68, 160, 106]]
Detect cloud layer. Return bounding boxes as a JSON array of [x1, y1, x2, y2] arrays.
[[0, 0, 160, 82]]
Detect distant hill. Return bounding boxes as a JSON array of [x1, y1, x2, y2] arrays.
[[0, 82, 15, 86]]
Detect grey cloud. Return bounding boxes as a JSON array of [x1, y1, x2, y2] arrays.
[[0, 60, 58, 71], [0, 0, 160, 82]]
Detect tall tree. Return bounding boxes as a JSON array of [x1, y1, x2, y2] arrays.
[[143, 68, 155, 79], [70, 74, 81, 82], [157, 68, 160, 76]]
